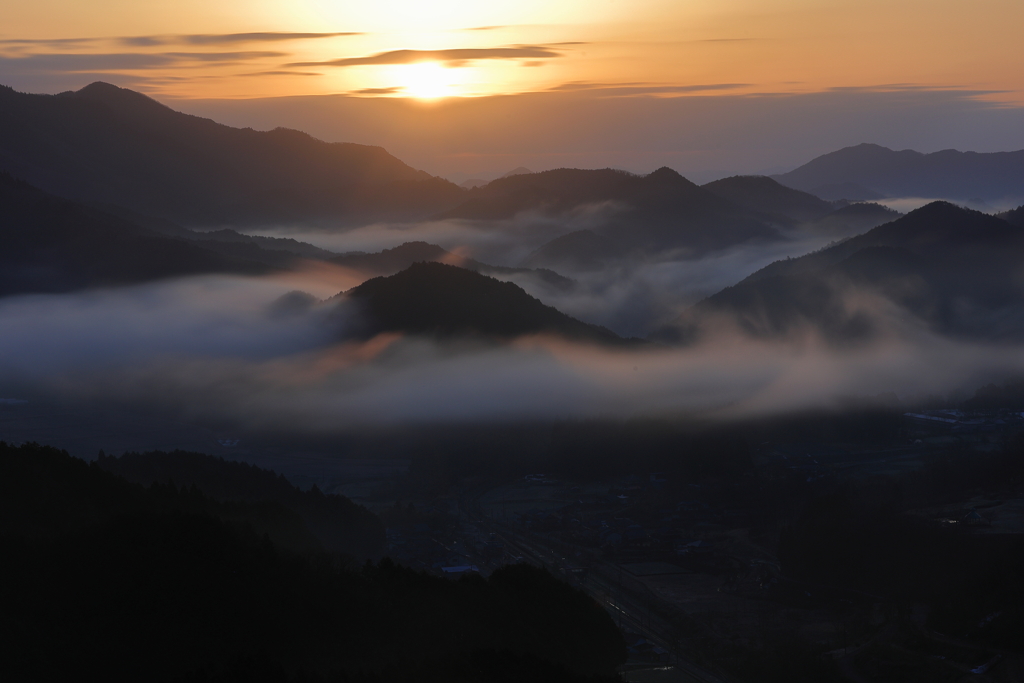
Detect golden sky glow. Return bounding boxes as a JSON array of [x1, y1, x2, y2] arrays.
[[2, 0, 1024, 102]]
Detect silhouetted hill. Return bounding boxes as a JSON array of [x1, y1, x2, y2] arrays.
[[797, 202, 903, 238], [0, 82, 465, 226], [0, 441, 626, 682], [702, 175, 835, 224], [344, 262, 626, 344], [441, 167, 781, 269], [0, 172, 275, 296], [331, 241, 575, 291], [804, 182, 885, 202], [663, 202, 1024, 342], [999, 204, 1024, 228], [97, 449, 385, 559], [773, 143, 1024, 203]]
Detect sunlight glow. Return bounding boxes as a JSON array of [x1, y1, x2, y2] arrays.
[[399, 62, 458, 99]]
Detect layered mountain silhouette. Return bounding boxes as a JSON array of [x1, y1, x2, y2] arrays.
[[343, 261, 626, 344], [701, 175, 836, 224], [0, 173, 280, 296], [1000, 204, 1024, 228], [773, 143, 1024, 203], [0, 82, 464, 227], [663, 202, 1024, 343], [330, 241, 575, 291], [699, 175, 901, 237], [441, 167, 784, 269], [800, 202, 902, 237]]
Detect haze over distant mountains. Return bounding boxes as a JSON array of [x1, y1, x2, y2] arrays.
[[773, 143, 1024, 204]]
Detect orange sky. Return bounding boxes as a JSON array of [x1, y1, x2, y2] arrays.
[[4, 1, 1024, 181], [3, 0, 1023, 102]]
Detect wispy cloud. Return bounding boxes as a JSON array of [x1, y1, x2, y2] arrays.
[[550, 81, 750, 96], [239, 70, 322, 78], [353, 86, 403, 95], [120, 32, 362, 47], [0, 51, 287, 73], [289, 45, 563, 68]]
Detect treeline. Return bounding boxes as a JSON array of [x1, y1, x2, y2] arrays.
[[0, 442, 625, 682], [97, 449, 385, 559]]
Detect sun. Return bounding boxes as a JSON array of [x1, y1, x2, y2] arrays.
[[401, 62, 458, 99]]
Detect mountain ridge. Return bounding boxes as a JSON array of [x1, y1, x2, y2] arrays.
[[663, 201, 1024, 342], [0, 82, 465, 227], [773, 143, 1024, 203]]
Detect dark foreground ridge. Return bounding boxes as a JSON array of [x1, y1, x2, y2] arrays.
[[344, 261, 631, 344], [0, 441, 626, 682], [97, 449, 386, 558]]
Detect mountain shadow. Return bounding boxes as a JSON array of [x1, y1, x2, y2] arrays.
[[773, 143, 1024, 204], [439, 167, 782, 269], [343, 262, 629, 344], [0, 82, 465, 227], [0, 172, 276, 297], [659, 202, 1024, 343]]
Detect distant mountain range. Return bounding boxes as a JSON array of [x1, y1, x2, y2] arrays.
[[773, 143, 1024, 203], [343, 261, 628, 345], [0, 82, 464, 227], [700, 175, 901, 236], [663, 202, 1024, 343], [443, 167, 782, 269]]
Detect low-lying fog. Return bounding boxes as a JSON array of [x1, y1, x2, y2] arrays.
[[246, 210, 853, 337], [2, 268, 1023, 435]]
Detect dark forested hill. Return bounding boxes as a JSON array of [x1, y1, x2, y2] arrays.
[[701, 175, 835, 224], [0, 172, 275, 296], [97, 449, 385, 558], [440, 167, 782, 269], [1000, 204, 1024, 228], [663, 202, 1024, 342], [0, 82, 465, 227], [773, 143, 1024, 203], [0, 441, 625, 682], [344, 261, 626, 344]]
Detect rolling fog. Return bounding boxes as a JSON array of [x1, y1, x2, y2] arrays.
[[247, 208, 852, 337], [2, 258, 1023, 435]]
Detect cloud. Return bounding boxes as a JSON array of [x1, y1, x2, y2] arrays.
[[119, 32, 363, 47], [0, 51, 287, 74], [549, 81, 751, 96], [289, 45, 563, 68], [2, 272, 1023, 434], [352, 86, 403, 95], [240, 70, 322, 78]]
